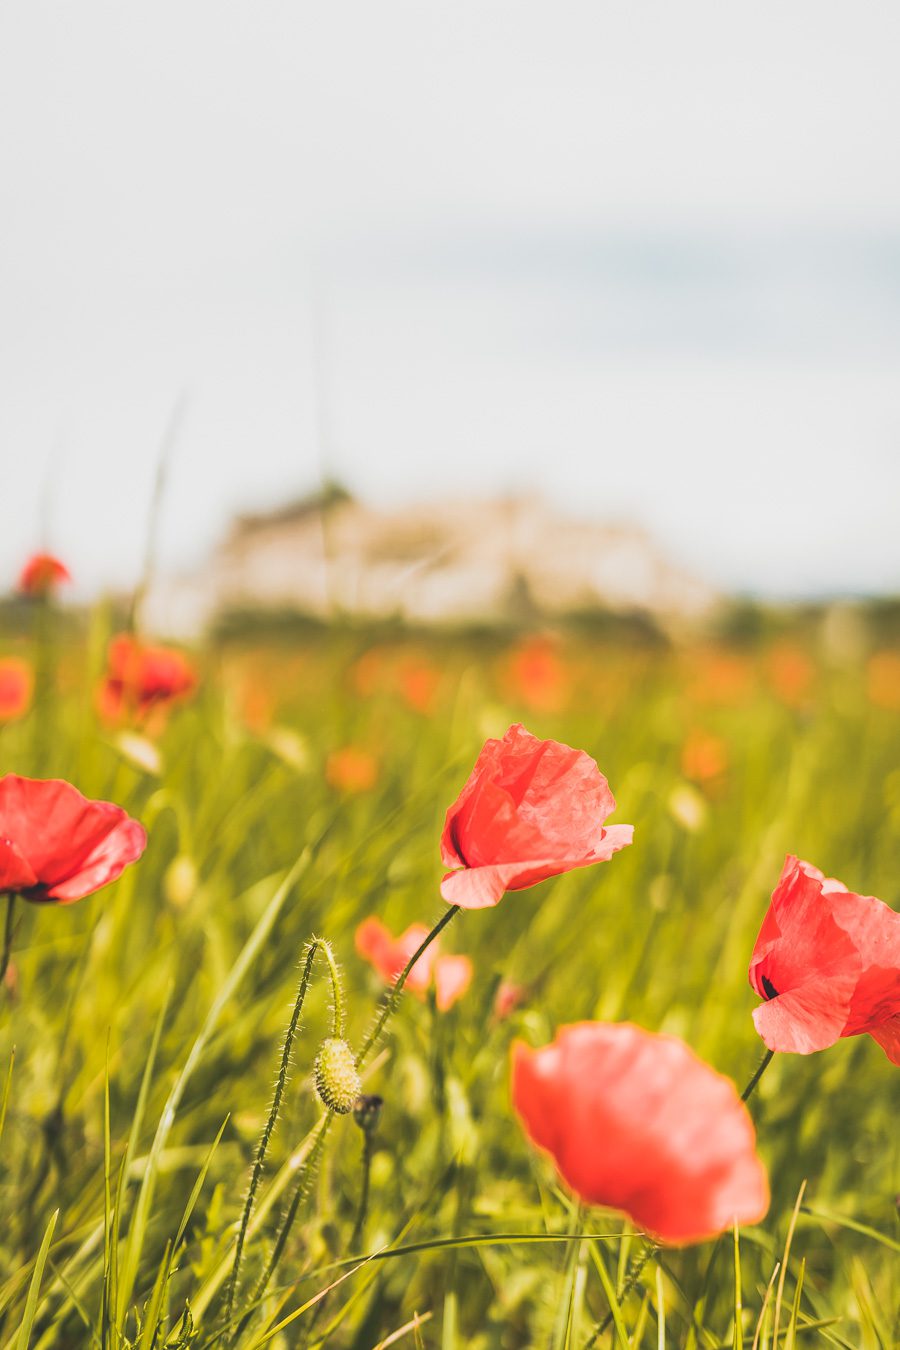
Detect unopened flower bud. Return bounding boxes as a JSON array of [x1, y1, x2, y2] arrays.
[[314, 1038, 362, 1115], [352, 1093, 383, 1134]]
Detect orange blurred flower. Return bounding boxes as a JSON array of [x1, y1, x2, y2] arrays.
[[505, 637, 569, 713], [681, 729, 728, 784], [240, 676, 276, 734], [766, 642, 814, 707], [351, 647, 387, 698], [686, 649, 754, 706], [355, 916, 472, 1011], [18, 553, 71, 597], [399, 660, 441, 714], [0, 658, 32, 722], [326, 746, 379, 793], [867, 651, 900, 711]]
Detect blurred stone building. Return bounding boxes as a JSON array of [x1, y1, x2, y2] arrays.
[[143, 488, 716, 636]]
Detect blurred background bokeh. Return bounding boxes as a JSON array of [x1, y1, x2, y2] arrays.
[[2, 1, 899, 620]]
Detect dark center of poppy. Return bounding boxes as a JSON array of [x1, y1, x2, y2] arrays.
[[761, 975, 779, 1000], [448, 817, 469, 867]]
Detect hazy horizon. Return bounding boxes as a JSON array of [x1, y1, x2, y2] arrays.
[[3, 2, 899, 602]]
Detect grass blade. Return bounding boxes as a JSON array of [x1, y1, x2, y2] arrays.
[[16, 1209, 58, 1350], [782, 1259, 805, 1350], [801, 1205, 900, 1255], [115, 849, 310, 1325], [587, 1244, 630, 1350], [135, 1240, 172, 1350], [733, 1223, 743, 1350], [773, 1182, 806, 1350], [0, 1049, 14, 1151]]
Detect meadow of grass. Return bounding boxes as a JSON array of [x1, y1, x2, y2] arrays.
[[0, 614, 898, 1347]]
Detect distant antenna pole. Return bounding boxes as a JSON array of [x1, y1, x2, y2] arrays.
[[129, 389, 190, 635]]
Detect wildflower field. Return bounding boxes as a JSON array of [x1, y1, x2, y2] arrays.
[[0, 599, 899, 1348]]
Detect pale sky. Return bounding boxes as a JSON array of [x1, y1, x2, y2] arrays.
[[2, 1, 899, 601]]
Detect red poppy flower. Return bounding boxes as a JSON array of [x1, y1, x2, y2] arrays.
[[0, 658, 33, 722], [18, 553, 71, 597], [512, 1022, 769, 1245], [440, 723, 633, 909], [0, 775, 146, 904], [355, 917, 472, 1011], [98, 634, 197, 723], [749, 855, 900, 1063]]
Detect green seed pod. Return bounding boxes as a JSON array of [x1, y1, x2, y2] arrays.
[[314, 1038, 362, 1115]]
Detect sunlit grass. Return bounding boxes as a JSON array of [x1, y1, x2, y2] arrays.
[[0, 619, 897, 1347]]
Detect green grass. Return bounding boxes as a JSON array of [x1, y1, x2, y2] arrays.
[[0, 621, 898, 1347]]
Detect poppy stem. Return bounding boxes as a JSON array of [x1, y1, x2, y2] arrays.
[[356, 905, 459, 1070], [740, 1048, 775, 1103], [240, 1114, 333, 1333], [222, 939, 321, 1327], [0, 895, 15, 986], [350, 1128, 374, 1252], [318, 937, 345, 1039]]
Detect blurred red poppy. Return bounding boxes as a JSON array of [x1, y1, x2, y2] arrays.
[[505, 637, 569, 713], [512, 1022, 769, 1244], [398, 660, 441, 715], [749, 855, 900, 1063], [765, 642, 815, 707], [685, 648, 754, 706], [0, 658, 33, 722], [355, 916, 472, 1011], [326, 746, 379, 794], [493, 979, 527, 1021], [98, 634, 197, 723], [440, 723, 632, 908], [867, 651, 900, 711], [18, 553, 71, 597], [680, 728, 728, 784], [0, 775, 146, 903]]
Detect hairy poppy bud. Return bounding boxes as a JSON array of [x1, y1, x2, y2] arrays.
[[314, 1038, 362, 1115]]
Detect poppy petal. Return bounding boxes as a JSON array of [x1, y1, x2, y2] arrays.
[[440, 724, 630, 906], [513, 1023, 768, 1245], [440, 858, 577, 909], [0, 838, 38, 892], [750, 855, 900, 1057], [869, 1014, 900, 1065], [0, 776, 146, 904], [434, 955, 473, 1010], [440, 828, 633, 910], [752, 976, 857, 1054]]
